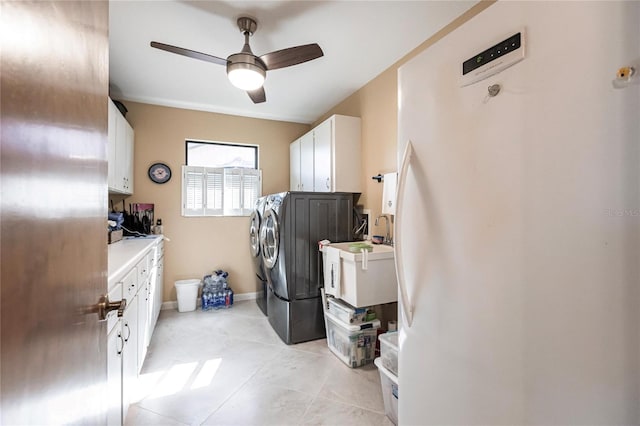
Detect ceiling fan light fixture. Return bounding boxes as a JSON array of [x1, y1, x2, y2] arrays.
[[227, 62, 265, 91]]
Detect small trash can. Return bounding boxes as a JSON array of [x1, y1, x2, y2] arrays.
[[175, 279, 201, 312]]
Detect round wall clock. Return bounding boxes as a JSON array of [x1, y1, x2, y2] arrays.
[[148, 162, 172, 184]]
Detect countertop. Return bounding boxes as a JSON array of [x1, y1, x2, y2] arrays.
[[108, 236, 163, 286]]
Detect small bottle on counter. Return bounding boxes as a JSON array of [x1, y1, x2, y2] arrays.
[[154, 218, 163, 235]]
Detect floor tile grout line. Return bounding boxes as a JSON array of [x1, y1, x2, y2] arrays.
[[193, 346, 288, 425], [128, 404, 190, 426], [303, 358, 383, 418]]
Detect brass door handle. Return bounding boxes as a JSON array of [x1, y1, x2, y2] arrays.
[[95, 295, 126, 321]]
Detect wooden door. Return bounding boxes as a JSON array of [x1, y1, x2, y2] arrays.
[[0, 1, 109, 424]]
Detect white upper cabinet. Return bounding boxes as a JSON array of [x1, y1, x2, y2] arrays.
[[108, 98, 134, 194], [313, 118, 332, 192], [107, 100, 118, 190], [290, 138, 301, 191], [289, 114, 361, 193], [300, 132, 315, 192]]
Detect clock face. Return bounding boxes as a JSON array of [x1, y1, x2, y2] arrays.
[[148, 163, 171, 184]]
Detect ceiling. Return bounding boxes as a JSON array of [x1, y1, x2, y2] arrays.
[[109, 1, 477, 124]]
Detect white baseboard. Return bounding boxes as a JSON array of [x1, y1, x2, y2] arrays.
[[161, 291, 259, 311], [161, 301, 179, 311], [234, 291, 259, 301]]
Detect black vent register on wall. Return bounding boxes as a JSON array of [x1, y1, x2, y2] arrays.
[[463, 32, 522, 76]]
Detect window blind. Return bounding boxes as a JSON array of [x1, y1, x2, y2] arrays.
[[182, 166, 261, 217]]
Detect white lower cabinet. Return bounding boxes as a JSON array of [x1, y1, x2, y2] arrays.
[[107, 238, 164, 425], [107, 320, 123, 426], [151, 254, 164, 333], [137, 279, 149, 372], [122, 293, 138, 421]]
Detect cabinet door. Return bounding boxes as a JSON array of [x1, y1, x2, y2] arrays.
[[290, 139, 301, 191], [122, 295, 138, 421], [332, 115, 362, 192], [114, 112, 127, 193], [152, 256, 164, 330], [107, 321, 123, 426], [114, 114, 134, 194], [124, 123, 134, 194], [137, 280, 149, 372], [107, 100, 118, 190], [300, 132, 315, 191], [122, 267, 137, 305], [146, 268, 156, 348], [313, 118, 332, 192]]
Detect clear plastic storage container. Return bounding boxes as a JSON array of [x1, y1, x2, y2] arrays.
[[327, 297, 369, 325], [325, 310, 380, 368], [378, 331, 399, 376], [374, 357, 398, 425]]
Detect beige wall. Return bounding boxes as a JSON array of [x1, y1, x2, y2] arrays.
[[314, 1, 494, 235], [113, 102, 309, 302]]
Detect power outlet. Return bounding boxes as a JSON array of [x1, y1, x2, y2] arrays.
[[362, 209, 371, 240]]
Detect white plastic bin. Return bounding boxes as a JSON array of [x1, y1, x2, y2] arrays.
[[325, 310, 380, 368], [378, 331, 399, 376], [321, 242, 397, 307], [327, 297, 369, 324], [374, 357, 398, 425], [175, 279, 201, 312]]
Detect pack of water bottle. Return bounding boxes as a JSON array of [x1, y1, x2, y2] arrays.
[[201, 269, 234, 310]]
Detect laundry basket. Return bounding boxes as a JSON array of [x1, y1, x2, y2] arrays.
[[175, 279, 201, 312]]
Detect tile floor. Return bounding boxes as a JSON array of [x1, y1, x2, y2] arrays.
[[125, 300, 392, 426]]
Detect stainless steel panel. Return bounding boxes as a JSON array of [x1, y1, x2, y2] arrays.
[[1, 1, 109, 423]]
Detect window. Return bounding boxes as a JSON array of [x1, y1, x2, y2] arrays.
[[182, 141, 261, 217]]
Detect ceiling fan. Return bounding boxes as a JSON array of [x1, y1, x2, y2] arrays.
[[150, 16, 324, 104]]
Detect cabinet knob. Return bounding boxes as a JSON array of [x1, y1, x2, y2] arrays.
[[326, 177, 330, 189], [388, 200, 393, 207]]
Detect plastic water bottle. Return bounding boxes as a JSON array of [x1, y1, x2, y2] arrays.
[[215, 291, 223, 309]]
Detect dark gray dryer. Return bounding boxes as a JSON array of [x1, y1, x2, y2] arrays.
[[249, 196, 268, 316], [260, 191, 354, 344]]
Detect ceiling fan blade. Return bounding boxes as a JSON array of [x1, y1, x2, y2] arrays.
[[260, 43, 323, 70], [150, 41, 227, 66], [247, 87, 266, 104]]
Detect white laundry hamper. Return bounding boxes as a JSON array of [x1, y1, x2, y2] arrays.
[[175, 279, 201, 312]]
